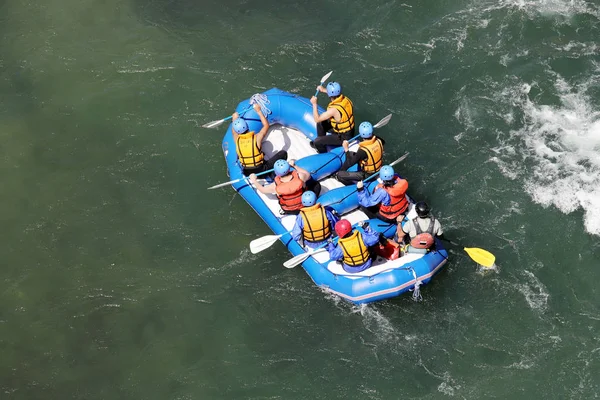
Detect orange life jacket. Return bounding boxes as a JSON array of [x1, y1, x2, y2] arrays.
[[236, 131, 264, 168], [359, 136, 383, 173], [300, 204, 332, 242], [338, 230, 371, 266], [327, 95, 355, 134], [376, 177, 409, 220], [275, 171, 304, 211]]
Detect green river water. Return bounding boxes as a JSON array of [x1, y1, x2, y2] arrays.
[[1, 0, 600, 398]]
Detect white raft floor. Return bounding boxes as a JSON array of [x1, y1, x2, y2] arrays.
[[253, 124, 426, 278]]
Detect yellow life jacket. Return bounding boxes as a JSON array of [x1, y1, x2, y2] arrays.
[[359, 136, 384, 173], [236, 131, 264, 168], [338, 230, 370, 266], [327, 95, 355, 134], [300, 204, 332, 242]]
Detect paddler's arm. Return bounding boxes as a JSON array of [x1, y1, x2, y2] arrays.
[[325, 208, 339, 227], [316, 85, 328, 94], [288, 160, 312, 182], [291, 215, 303, 241], [361, 225, 381, 247], [434, 219, 444, 236], [310, 96, 336, 123], [356, 180, 390, 208], [254, 104, 270, 144], [249, 174, 276, 194], [230, 112, 240, 142], [327, 242, 343, 261]]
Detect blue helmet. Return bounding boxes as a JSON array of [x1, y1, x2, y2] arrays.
[[359, 122, 373, 138], [301, 191, 317, 207], [326, 82, 342, 97], [274, 159, 290, 177], [379, 165, 395, 181], [232, 118, 249, 134]]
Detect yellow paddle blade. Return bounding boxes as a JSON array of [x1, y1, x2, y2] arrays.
[[463, 247, 496, 268]]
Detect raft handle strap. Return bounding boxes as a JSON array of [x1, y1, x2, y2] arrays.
[[409, 268, 422, 302]]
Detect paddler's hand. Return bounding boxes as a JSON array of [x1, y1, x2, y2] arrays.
[[288, 159, 295, 167], [357, 180, 364, 191], [252, 103, 262, 114], [232, 112, 239, 120], [342, 140, 349, 152], [317, 85, 326, 93], [310, 96, 318, 105], [249, 173, 258, 184]]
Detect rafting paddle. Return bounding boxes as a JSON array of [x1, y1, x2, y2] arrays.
[[249, 231, 293, 254], [283, 237, 341, 269], [202, 105, 253, 129], [373, 113, 392, 129], [438, 237, 496, 268], [314, 70, 334, 97], [344, 113, 394, 143], [207, 168, 274, 190]]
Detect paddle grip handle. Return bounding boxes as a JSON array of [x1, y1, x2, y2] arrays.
[[227, 105, 254, 123]]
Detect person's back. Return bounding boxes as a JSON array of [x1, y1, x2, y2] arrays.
[[231, 104, 287, 175], [327, 220, 380, 273], [357, 165, 409, 223], [400, 201, 443, 253], [292, 191, 338, 249], [336, 121, 385, 186], [250, 160, 321, 215], [275, 169, 304, 212], [327, 93, 354, 135], [309, 82, 356, 154], [358, 134, 384, 174]]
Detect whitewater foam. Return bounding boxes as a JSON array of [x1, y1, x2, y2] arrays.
[[488, 72, 600, 235]]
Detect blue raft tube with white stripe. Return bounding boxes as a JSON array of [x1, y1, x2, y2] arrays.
[[219, 88, 448, 304]]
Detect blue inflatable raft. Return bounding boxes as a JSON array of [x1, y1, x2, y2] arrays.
[[219, 88, 448, 304]]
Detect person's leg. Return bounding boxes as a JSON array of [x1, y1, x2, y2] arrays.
[[336, 150, 366, 185], [243, 165, 264, 176], [360, 205, 380, 219], [336, 170, 366, 186], [305, 178, 322, 197], [340, 151, 362, 171], [316, 120, 333, 137], [264, 150, 288, 170], [375, 212, 397, 224], [313, 134, 343, 154], [341, 129, 355, 141], [279, 208, 300, 216]]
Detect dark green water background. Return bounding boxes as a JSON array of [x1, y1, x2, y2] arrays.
[[1, 0, 600, 398]]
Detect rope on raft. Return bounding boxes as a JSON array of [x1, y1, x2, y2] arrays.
[[248, 93, 272, 117]]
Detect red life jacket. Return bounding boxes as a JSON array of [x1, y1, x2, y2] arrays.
[[376, 177, 408, 220], [409, 217, 436, 249], [275, 171, 304, 211]]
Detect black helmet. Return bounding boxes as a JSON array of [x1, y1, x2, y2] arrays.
[[415, 201, 430, 218]]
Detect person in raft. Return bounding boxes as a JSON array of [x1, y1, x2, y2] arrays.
[[291, 191, 338, 249], [249, 159, 321, 215], [357, 165, 409, 224], [327, 219, 380, 273], [231, 103, 287, 176], [398, 201, 444, 253], [309, 81, 355, 154], [335, 121, 386, 186]]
